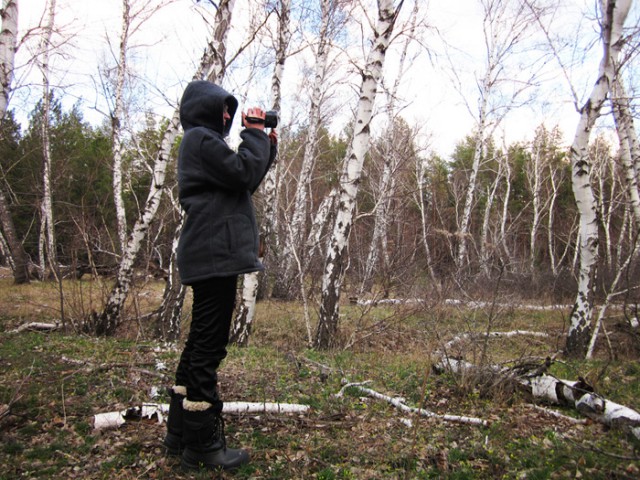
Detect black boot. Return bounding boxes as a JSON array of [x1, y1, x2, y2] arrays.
[[181, 401, 249, 471], [163, 386, 186, 456]]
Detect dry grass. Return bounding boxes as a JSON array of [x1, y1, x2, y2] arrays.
[[0, 277, 639, 479]]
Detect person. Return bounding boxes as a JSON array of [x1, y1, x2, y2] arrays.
[[163, 80, 277, 471]]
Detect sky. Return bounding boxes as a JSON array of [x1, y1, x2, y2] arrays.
[[14, 0, 638, 157]]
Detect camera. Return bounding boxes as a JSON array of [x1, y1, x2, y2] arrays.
[[242, 110, 279, 128]]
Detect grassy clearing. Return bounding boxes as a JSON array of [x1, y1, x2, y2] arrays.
[[0, 279, 639, 479]]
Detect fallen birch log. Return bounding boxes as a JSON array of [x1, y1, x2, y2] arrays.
[[436, 357, 640, 440], [93, 401, 311, 430], [9, 322, 60, 333], [335, 380, 487, 426]]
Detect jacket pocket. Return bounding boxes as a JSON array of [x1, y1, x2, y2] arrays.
[[211, 215, 255, 264]]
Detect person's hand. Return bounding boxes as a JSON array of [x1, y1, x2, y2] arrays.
[[242, 107, 266, 130], [268, 129, 278, 146]]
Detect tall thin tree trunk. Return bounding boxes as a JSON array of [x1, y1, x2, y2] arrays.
[[315, 0, 403, 349], [156, 208, 185, 341], [0, 0, 17, 116], [361, 0, 418, 294], [611, 77, 640, 227], [0, 0, 30, 284], [274, 0, 330, 299], [98, 0, 234, 334], [154, 0, 236, 338], [414, 157, 437, 283], [548, 168, 559, 275], [94, 108, 181, 335], [565, 0, 631, 358], [499, 152, 512, 268], [232, 0, 291, 346], [529, 136, 543, 272], [112, 0, 131, 255], [39, 0, 58, 283], [457, 125, 486, 271], [480, 170, 501, 277]]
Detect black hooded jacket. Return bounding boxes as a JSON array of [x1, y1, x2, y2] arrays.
[[176, 80, 276, 284]]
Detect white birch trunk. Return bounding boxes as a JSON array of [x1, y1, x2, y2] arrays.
[[0, 0, 29, 284], [453, 0, 538, 273], [593, 141, 614, 268], [547, 168, 559, 275], [414, 156, 437, 283], [263, 0, 290, 256], [39, 0, 58, 282], [305, 188, 337, 263], [611, 77, 640, 227], [480, 168, 501, 277], [316, 0, 401, 349], [233, 0, 291, 345], [457, 122, 486, 270], [361, 0, 418, 294], [604, 154, 617, 267], [156, 207, 185, 341], [0, 0, 17, 115], [499, 153, 512, 267], [275, 1, 330, 298], [566, 0, 631, 357], [100, 0, 233, 333], [0, 229, 13, 270], [615, 204, 630, 271], [95, 108, 181, 335], [94, 401, 310, 430], [528, 136, 543, 272], [112, 0, 130, 255], [202, 0, 235, 83]]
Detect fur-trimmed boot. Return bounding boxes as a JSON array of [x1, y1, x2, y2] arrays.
[[163, 386, 186, 455], [181, 400, 249, 471]]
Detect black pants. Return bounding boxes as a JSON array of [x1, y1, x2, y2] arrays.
[[174, 275, 238, 410]]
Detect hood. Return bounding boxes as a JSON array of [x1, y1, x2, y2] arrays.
[[179, 80, 238, 136]]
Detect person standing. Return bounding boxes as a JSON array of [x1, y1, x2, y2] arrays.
[[164, 80, 277, 471]]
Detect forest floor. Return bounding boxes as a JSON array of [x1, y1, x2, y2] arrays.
[[0, 277, 639, 479]]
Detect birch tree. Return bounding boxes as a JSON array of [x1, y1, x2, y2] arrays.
[[450, 0, 539, 273], [479, 154, 503, 277], [413, 154, 439, 284], [590, 136, 618, 268], [565, 0, 632, 358], [525, 125, 562, 273], [111, 0, 131, 255], [0, 0, 16, 115], [232, 0, 291, 346], [273, 0, 348, 299], [102, 0, 178, 255], [611, 76, 640, 228], [360, 0, 419, 294], [95, 0, 237, 335], [37, 0, 58, 282], [315, 0, 404, 349], [0, 0, 30, 283]]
